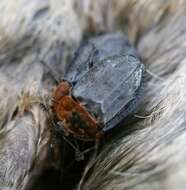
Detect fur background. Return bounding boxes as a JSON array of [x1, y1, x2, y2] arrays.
[[0, 0, 186, 190]]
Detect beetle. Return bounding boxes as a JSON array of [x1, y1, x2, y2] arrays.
[[51, 33, 145, 144], [52, 80, 103, 142]]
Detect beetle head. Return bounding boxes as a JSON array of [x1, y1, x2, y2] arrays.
[[53, 81, 71, 102]]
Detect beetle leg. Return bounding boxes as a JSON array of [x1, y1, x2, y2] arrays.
[[76, 147, 95, 161], [68, 138, 94, 161], [62, 136, 85, 161], [55, 124, 85, 161], [40, 60, 62, 83], [55, 121, 67, 135], [41, 99, 62, 133], [75, 150, 84, 161], [62, 136, 78, 151], [91, 131, 104, 158], [62, 135, 95, 161]]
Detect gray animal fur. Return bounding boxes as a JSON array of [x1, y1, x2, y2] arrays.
[[0, 0, 186, 190]]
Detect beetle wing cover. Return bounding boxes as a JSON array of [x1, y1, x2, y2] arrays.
[[72, 54, 144, 130], [64, 33, 138, 83], [65, 33, 145, 131]]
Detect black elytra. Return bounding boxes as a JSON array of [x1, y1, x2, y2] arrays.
[[64, 33, 145, 132]]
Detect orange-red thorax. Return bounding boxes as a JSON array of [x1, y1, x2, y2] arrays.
[[52, 81, 102, 141]]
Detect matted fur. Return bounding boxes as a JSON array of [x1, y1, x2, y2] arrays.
[[0, 0, 186, 190]]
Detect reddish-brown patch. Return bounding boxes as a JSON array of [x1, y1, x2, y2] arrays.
[[52, 81, 102, 141]]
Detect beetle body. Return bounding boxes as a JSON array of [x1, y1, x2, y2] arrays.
[[53, 33, 145, 141], [53, 81, 102, 141]]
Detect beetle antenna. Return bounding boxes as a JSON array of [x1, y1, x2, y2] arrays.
[[40, 60, 62, 83]]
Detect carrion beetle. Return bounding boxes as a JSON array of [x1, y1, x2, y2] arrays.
[[52, 33, 145, 143]]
